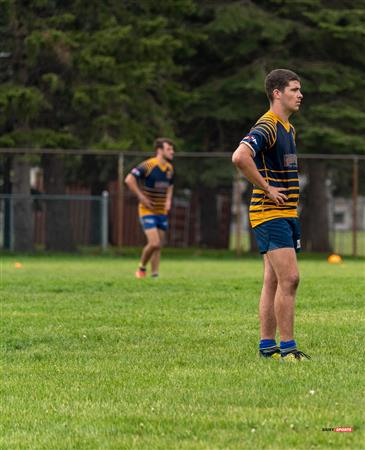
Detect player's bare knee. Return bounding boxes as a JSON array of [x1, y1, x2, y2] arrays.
[[278, 272, 299, 292], [287, 272, 300, 290], [150, 241, 161, 251]]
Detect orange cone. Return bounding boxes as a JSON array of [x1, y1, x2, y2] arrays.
[[327, 254, 342, 264]]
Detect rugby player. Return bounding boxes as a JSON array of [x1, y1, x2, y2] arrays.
[[232, 69, 310, 361], [125, 138, 175, 278]]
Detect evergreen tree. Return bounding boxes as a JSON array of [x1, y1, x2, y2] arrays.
[[175, 0, 365, 251], [0, 0, 195, 250]]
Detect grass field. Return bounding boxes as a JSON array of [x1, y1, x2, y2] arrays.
[[1, 252, 364, 449]]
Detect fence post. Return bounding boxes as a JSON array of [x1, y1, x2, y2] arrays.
[[234, 172, 243, 256], [101, 191, 109, 251], [9, 197, 14, 251], [352, 157, 359, 257], [116, 153, 124, 247]]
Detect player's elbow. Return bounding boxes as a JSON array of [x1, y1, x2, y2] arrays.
[[124, 174, 133, 187], [232, 150, 240, 166], [232, 148, 247, 167]]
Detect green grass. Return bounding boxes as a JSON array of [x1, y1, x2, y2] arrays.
[[1, 253, 364, 449]]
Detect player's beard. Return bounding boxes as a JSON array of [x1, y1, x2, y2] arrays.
[[162, 154, 173, 163]]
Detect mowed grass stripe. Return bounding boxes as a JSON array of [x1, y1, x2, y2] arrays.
[[0, 255, 364, 449]]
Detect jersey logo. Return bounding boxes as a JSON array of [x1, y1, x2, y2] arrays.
[[284, 154, 297, 168], [166, 169, 173, 180], [155, 181, 169, 188], [243, 135, 257, 145], [132, 168, 141, 176]]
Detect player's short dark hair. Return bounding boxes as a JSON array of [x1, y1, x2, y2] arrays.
[[154, 137, 175, 152], [265, 69, 301, 102]]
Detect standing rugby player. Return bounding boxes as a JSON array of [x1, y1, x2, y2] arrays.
[[232, 69, 310, 361], [125, 138, 175, 278]]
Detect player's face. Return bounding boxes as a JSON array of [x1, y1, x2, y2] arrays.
[[160, 143, 175, 162], [281, 80, 303, 112]]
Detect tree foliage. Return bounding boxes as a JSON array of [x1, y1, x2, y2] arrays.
[[175, 0, 365, 157], [1, 0, 364, 154], [0, 0, 196, 149]]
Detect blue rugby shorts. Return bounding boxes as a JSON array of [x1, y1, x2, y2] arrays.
[[140, 214, 168, 231], [253, 218, 301, 254]]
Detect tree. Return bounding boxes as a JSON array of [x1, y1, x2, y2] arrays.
[[12, 155, 33, 251], [0, 0, 195, 250], [174, 0, 365, 251]]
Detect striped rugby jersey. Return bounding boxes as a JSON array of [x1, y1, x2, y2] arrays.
[[240, 110, 299, 228], [131, 157, 174, 217]]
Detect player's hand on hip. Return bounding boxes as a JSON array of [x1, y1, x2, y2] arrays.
[[266, 187, 288, 205], [139, 194, 153, 210]]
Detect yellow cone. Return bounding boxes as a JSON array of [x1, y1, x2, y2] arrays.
[[327, 254, 342, 264], [14, 262, 23, 269]]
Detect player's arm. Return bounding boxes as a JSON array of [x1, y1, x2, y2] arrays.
[[165, 185, 173, 212], [232, 143, 287, 205], [124, 173, 153, 209]]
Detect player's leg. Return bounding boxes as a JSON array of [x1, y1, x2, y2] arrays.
[[140, 228, 162, 267], [259, 255, 280, 358], [149, 215, 168, 278], [150, 229, 165, 277], [254, 218, 310, 360], [266, 247, 299, 342], [136, 220, 162, 278], [260, 254, 278, 338], [266, 247, 310, 360]]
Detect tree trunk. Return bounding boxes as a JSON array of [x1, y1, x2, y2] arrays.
[[2, 155, 12, 249], [12, 155, 34, 252], [300, 160, 331, 252], [43, 154, 75, 252]]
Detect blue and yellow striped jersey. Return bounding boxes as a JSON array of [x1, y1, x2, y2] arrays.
[[131, 157, 174, 217], [240, 110, 299, 228]]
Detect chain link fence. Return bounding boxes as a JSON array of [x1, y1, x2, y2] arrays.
[[0, 150, 364, 255], [0, 192, 109, 251]]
